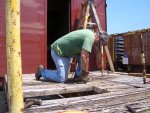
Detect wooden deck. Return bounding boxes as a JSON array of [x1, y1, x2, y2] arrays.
[[23, 71, 150, 113]]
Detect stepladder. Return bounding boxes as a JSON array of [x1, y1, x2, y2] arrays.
[[77, 0, 115, 73]]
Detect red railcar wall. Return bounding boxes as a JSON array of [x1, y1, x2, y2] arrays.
[[0, 0, 6, 76], [20, 0, 46, 73], [0, 0, 46, 76], [0, 0, 107, 76]]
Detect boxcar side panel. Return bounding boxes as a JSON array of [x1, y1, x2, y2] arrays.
[[0, 0, 6, 76], [0, 0, 46, 76], [124, 33, 150, 65], [21, 0, 46, 73]]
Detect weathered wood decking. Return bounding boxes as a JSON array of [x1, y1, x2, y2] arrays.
[[23, 71, 150, 113]]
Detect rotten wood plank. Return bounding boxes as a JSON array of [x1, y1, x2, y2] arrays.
[[25, 88, 150, 113]]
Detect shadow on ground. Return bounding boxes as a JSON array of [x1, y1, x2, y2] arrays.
[[0, 89, 7, 113]]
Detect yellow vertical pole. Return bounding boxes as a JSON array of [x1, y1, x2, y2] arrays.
[[6, 0, 24, 113]]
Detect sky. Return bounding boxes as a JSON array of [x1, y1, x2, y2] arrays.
[[106, 0, 150, 34]]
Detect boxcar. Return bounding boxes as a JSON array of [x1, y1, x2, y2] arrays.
[[0, 0, 107, 77]]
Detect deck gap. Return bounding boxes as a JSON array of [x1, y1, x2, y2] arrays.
[[25, 89, 109, 101]]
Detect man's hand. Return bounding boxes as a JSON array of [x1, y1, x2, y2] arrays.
[[73, 70, 90, 83], [99, 31, 110, 41], [81, 70, 89, 76]]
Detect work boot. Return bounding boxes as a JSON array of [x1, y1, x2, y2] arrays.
[[64, 78, 74, 84], [73, 70, 91, 83], [35, 65, 43, 80]]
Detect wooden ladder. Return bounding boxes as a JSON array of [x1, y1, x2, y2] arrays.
[[78, 0, 115, 73]]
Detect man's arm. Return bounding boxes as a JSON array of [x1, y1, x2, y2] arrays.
[[81, 49, 89, 72]]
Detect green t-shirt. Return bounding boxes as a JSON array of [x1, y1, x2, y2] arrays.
[[51, 29, 95, 57]]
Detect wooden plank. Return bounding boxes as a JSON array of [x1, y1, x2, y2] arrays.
[[24, 84, 93, 97], [25, 89, 150, 113]]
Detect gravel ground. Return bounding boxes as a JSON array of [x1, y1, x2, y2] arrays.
[[0, 89, 7, 113]]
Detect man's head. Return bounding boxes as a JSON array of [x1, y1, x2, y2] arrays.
[[96, 31, 109, 40], [94, 31, 109, 46]]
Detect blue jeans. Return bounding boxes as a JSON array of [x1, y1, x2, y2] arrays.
[[41, 49, 81, 83]]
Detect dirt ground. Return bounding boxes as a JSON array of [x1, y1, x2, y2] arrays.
[[0, 90, 7, 113]]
